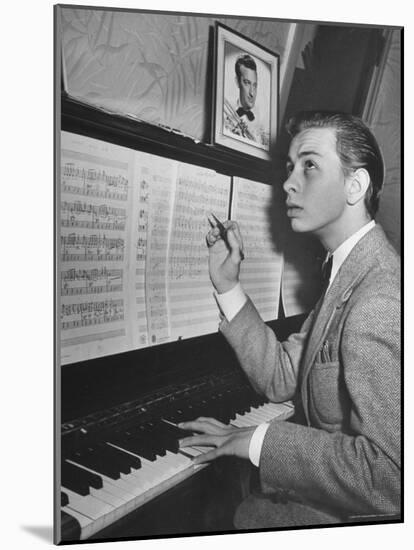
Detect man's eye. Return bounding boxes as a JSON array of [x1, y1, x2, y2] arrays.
[[286, 164, 293, 176], [304, 160, 315, 171]]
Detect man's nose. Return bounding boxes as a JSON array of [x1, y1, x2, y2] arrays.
[[283, 172, 299, 194]]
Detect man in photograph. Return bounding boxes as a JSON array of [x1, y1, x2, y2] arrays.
[[223, 53, 269, 148]]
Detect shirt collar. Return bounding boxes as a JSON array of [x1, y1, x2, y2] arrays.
[[328, 220, 375, 288], [236, 98, 256, 116]]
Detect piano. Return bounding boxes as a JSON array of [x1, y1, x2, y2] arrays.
[[58, 314, 305, 542]]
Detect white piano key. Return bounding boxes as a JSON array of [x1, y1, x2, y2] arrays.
[[179, 446, 203, 457], [62, 486, 115, 520], [192, 445, 215, 454], [143, 452, 187, 481], [124, 462, 163, 490], [232, 414, 256, 427], [66, 459, 144, 498], [243, 410, 269, 423], [105, 445, 159, 486], [90, 486, 125, 508], [62, 506, 94, 540]]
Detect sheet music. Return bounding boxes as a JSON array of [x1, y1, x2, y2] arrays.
[[168, 163, 230, 340], [134, 153, 179, 346], [60, 133, 232, 364], [231, 178, 283, 321], [60, 132, 135, 364]]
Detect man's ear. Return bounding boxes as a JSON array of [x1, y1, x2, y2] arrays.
[[346, 168, 370, 206]]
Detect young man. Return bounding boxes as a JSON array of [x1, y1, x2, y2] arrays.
[[179, 112, 400, 527]]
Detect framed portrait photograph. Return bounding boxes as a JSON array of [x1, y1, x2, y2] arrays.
[[213, 23, 280, 161]]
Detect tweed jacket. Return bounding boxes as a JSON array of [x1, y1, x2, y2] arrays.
[[220, 225, 400, 518]]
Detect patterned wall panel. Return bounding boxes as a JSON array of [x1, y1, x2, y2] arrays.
[[367, 31, 401, 253], [61, 8, 292, 141]]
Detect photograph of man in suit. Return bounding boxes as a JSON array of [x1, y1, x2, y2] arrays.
[[223, 53, 270, 149], [179, 111, 400, 528]]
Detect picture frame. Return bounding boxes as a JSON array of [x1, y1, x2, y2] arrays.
[[212, 22, 280, 161]]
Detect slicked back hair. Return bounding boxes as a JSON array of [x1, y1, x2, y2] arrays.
[[235, 54, 257, 83], [286, 111, 385, 218]]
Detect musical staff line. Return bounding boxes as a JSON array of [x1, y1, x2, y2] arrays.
[[61, 267, 123, 296], [61, 299, 124, 330]]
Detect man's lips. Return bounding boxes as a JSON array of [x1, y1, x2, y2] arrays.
[[286, 202, 303, 216]]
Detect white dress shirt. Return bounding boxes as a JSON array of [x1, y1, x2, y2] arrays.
[[215, 220, 376, 466]]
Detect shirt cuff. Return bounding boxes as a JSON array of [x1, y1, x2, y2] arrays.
[[214, 282, 247, 322], [248, 422, 270, 467]]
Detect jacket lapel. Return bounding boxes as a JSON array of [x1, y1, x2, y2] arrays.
[[299, 225, 386, 424]]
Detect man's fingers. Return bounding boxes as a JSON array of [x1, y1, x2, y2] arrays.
[[178, 418, 228, 434], [194, 417, 229, 428], [206, 227, 221, 247], [224, 221, 244, 259], [179, 434, 218, 448], [226, 228, 244, 262], [192, 448, 220, 465]]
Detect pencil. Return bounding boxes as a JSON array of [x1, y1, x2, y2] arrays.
[[210, 213, 245, 261]]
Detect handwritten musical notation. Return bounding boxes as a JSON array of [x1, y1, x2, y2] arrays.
[[231, 178, 283, 322], [59, 132, 282, 365], [61, 299, 124, 330], [61, 267, 123, 296], [168, 165, 230, 340], [61, 201, 126, 231], [60, 132, 133, 364], [61, 163, 129, 201], [61, 233, 125, 262], [139, 154, 178, 345]]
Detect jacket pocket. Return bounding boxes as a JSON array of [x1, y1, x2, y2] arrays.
[[309, 360, 345, 425]]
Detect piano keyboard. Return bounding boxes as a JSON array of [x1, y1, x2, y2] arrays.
[[60, 373, 294, 541]]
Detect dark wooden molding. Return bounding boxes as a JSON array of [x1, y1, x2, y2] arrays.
[[61, 94, 273, 184]]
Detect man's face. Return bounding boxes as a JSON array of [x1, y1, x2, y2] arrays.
[[237, 65, 257, 110], [283, 127, 349, 242]]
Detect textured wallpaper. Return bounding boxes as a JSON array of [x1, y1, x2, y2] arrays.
[[368, 31, 401, 253], [60, 8, 292, 141]]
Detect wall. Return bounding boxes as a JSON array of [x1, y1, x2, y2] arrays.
[[364, 30, 401, 254], [60, 8, 296, 141]]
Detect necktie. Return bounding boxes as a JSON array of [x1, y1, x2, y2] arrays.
[[236, 107, 255, 121], [320, 254, 333, 295], [310, 254, 333, 326]]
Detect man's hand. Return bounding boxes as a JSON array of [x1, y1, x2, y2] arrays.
[[178, 417, 256, 465], [206, 220, 244, 294]]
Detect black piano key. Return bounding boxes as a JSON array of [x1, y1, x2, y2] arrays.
[[151, 421, 185, 454], [70, 449, 121, 480], [108, 432, 158, 462], [101, 442, 141, 471], [143, 421, 168, 457], [158, 421, 197, 451], [93, 443, 133, 475], [62, 460, 103, 495], [106, 443, 142, 470], [61, 461, 90, 496], [122, 424, 160, 457], [158, 421, 193, 439], [61, 491, 69, 507]]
